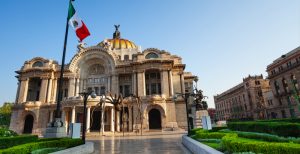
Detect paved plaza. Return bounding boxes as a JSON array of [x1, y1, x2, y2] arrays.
[[87, 131, 191, 154]]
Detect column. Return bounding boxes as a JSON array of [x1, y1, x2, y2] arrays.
[[86, 106, 91, 132], [179, 72, 184, 94], [68, 78, 75, 97], [101, 109, 106, 134], [49, 110, 54, 123], [71, 106, 76, 123], [61, 109, 66, 123], [18, 78, 29, 103], [132, 73, 136, 96], [15, 81, 21, 103], [129, 107, 133, 131], [116, 111, 120, 131], [75, 78, 80, 96], [161, 70, 170, 97], [137, 71, 145, 96], [51, 78, 58, 103], [110, 107, 115, 132], [61, 109, 67, 132], [169, 70, 174, 96], [39, 78, 49, 102], [46, 78, 53, 103]]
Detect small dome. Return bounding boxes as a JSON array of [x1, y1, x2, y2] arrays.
[[98, 25, 137, 50], [98, 38, 137, 50]]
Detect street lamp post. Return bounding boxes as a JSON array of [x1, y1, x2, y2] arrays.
[[79, 90, 96, 143]]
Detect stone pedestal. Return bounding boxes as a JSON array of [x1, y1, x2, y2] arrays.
[[194, 110, 209, 128], [44, 118, 67, 138]]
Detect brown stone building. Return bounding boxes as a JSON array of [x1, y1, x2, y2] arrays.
[[9, 27, 197, 135], [266, 47, 300, 118], [214, 75, 271, 121]]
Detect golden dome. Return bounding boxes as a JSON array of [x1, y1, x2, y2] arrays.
[[98, 25, 137, 50], [98, 38, 137, 50]]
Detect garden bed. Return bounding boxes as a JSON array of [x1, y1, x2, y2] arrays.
[[190, 122, 300, 154], [0, 137, 83, 154]]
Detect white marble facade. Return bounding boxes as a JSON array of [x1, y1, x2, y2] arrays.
[[10, 28, 197, 135]]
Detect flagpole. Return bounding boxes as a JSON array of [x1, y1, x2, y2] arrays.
[[55, 0, 71, 120]]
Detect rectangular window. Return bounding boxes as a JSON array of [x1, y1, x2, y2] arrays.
[[150, 73, 156, 79], [64, 89, 68, 98], [100, 86, 105, 95], [124, 85, 130, 97], [87, 87, 92, 93], [95, 87, 99, 95], [119, 86, 123, 96], [158, 83, 161, 94], [124, 55, 129, 61], [146, 84, 150, 95], [151, 83, 157, 94]]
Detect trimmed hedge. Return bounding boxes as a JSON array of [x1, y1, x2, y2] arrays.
[[209, 126, 228, 132], [221, 134, 300, 154], [0, 138, 83, 154], [257, 118, 300, 123], [0, 135, 38, 149], [31, 147, 65, 154], [227, 121, 300, 137], [190, 128, 203, 135], [194, 132, 228, 139], [220, 129, 300, 144]]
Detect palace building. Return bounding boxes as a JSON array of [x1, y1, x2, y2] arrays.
[[214, 75, 271, 121], [9, 27, 197, 135], [266, 46, 300, 118]]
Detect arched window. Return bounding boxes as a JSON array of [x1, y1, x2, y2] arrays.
[[145, 53, 159, 59], [32, 61, 43, 67]]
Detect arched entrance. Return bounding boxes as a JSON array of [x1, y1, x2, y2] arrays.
[[148, 109, 161, 129], [23, 114, 34, 134]]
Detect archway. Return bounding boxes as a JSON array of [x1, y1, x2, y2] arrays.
[[23, 114, 34, 134], [148, 109, 161, 129]]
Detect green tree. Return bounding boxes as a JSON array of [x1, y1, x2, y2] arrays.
[[0, 102, 13, 128]]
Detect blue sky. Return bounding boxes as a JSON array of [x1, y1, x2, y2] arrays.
[[0, 0, 300, 107]]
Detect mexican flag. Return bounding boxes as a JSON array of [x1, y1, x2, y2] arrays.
[[68, 1, 90, 41]]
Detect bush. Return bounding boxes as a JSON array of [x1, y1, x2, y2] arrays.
[[0, 128, 18, 137], [227, 121, 300, 137], [221, 133, 300, 154], [0, 135, 38, 149], [0, 138, 83, 154]]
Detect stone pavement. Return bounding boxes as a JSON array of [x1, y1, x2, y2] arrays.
[[87, 131, 191, 154]]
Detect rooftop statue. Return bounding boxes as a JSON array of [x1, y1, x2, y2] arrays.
[[113, 24, 121, 39]]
